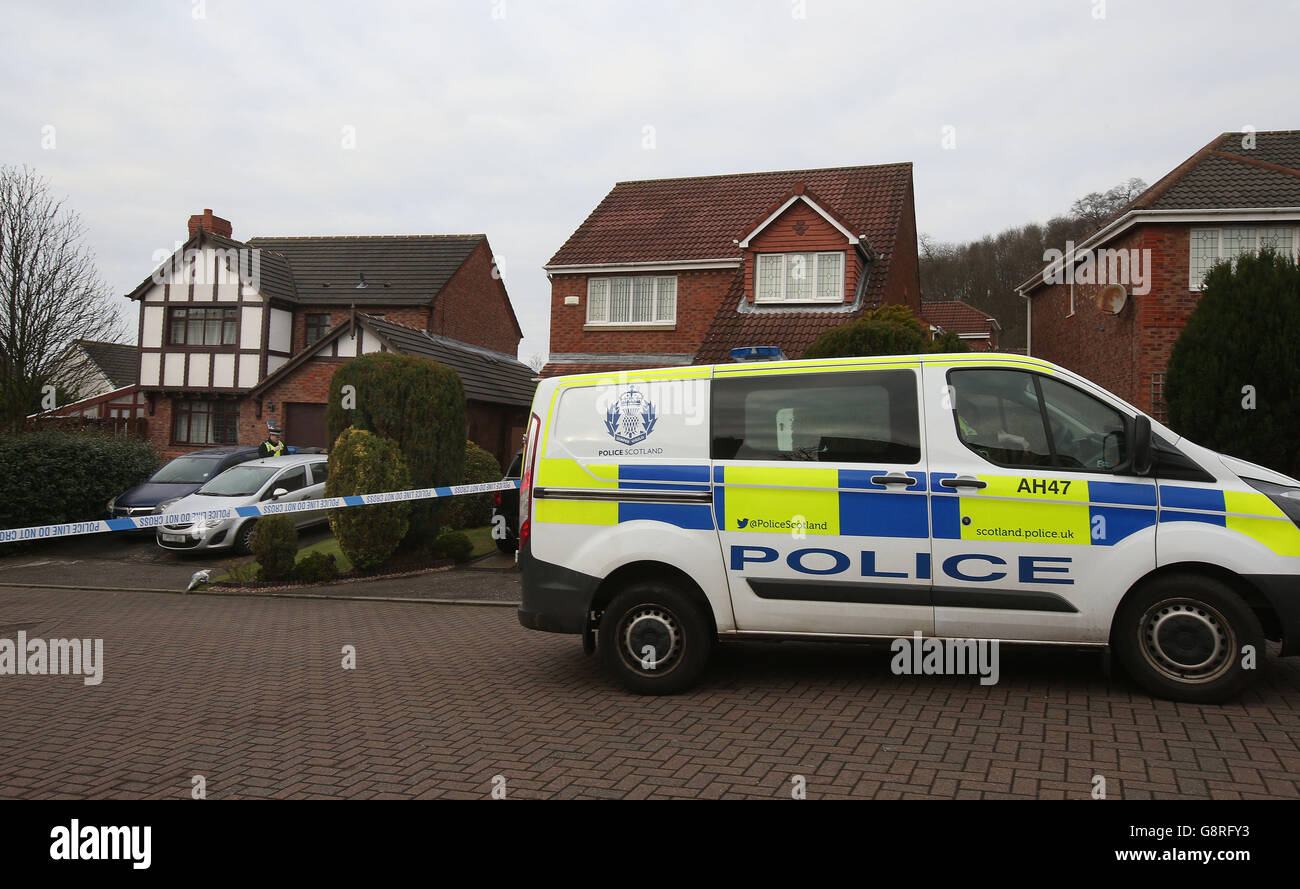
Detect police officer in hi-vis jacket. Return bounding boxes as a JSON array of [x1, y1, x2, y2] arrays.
[[258, 424, 287, 458]]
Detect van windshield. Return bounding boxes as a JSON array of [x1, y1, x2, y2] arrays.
[[197, 466, 276, 497], [150, 457, 222, 485]]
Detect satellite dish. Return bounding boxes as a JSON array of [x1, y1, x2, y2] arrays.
[[1097, 283, 1127, 315]]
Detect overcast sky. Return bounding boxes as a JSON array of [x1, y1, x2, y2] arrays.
[[2, 0, 1296, 361]]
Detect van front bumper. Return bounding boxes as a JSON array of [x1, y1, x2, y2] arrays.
[[517, 548, 599, 635]]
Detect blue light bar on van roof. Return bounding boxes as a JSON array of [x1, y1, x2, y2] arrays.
[[730, 346, 787, 362]]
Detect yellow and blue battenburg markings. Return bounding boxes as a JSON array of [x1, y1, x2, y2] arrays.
[[929, 474, 1158, 546], [1159, 485, 1300, 556], [534, 461, 715, 530], [534, 457, 1300, 557], [713, 465, 929, 538]]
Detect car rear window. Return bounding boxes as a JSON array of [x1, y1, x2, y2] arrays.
[[150, 457, 222, 485]]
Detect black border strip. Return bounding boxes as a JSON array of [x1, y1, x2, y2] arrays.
[[746, 578, 1078, 613]]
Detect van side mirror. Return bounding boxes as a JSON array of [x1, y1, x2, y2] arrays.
[[1131, 415, 1152, 475], [271, 487, 289, 500]]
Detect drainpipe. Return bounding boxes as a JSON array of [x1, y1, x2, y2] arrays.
[[1021, 289, 1032, 356]]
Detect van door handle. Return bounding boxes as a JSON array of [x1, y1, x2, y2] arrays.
[[870, 474, 914, 486], [940, 476, 987, 490]]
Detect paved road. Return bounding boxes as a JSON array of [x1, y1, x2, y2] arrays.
[[1, 585, 1297, 799], [0, 528, 517, 600]]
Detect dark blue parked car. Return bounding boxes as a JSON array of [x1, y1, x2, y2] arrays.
[[107, 445, 263, 523]]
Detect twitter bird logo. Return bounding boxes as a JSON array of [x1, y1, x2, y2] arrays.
[[737, 518, 749, 529]]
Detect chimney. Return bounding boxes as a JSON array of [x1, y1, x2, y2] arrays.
[[187, 208, 233, 239]]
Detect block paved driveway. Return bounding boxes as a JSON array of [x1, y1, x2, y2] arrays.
[[1, 586, 1298, 799]]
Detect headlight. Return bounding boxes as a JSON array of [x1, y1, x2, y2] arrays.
[[1244, 478, 1300, 528], [154, 498, 181, 515], [107, 497, 117, 512], [199, 517, 225, 530]]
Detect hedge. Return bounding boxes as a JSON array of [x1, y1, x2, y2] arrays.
[[0, 429, 159, 532]]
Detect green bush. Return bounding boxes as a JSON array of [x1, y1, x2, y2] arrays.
[[325, 352, 466, 547], [250, 515, 298, 581], [444, 440, 502, 530], [929, 330, 972, 353], [325, 427, 411, 574], [804, 304, 976, 359], [804, 305, 929, 358], [433, 529, 473, 563], [0, 429, 159, 533], [294, 550, 339, 583], [1166, 249, 1300, 480]]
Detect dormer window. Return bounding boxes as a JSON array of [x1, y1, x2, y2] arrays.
[[755, 251, 844, 303]]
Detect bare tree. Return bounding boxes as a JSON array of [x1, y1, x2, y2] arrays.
[[526, 352, 546, 373], [1069, 177, 1148, 230], [918, 178, 1150, 349], [0, 166, 121, 427]]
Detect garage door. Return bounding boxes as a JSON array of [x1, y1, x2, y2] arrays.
[[285, 402, 328, 450]]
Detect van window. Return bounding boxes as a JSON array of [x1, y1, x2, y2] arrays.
[[712, 370, 921, 464], [1038, 376, 1128, 470], [949, 369, 1128, 471]]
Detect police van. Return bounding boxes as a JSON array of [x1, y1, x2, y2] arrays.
[[516, 352, 1300, 702]]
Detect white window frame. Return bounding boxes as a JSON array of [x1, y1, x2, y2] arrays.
[[585, 275, 676, 325], [754, 251, 845, 303], [1189, 225, 1300, 291]]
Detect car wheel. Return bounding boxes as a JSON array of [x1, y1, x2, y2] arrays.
[[1111, 574, 1263, 703], [495, 537, 518, 554], [235, 520, 257, 556], [598, 582, 713, 695]]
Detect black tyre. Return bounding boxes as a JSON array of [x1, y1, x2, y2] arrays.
[[598, 582, 713, 695], [496, 537, 517, 554], [1111, 574, 1263, 703], [234, 520, 257, 556]]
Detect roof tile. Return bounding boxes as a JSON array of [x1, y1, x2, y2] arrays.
[[549, 163, 912, 266], [920, 301, 998, 335]]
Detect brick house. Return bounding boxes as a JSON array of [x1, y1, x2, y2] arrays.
[[920, 301, 1001, 350], [541, 163, 921, 374], [126, 210, 533, 467], [1018, 130, 1300, 419], [42, 340, 147, 422]]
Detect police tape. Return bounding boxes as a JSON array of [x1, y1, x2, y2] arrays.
[[0, 479, 523, 545]]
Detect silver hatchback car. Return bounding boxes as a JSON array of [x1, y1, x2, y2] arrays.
[[156, 455, 330, 554]]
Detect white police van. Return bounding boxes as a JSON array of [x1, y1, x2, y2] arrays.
[[517, 352, 1300, 702]]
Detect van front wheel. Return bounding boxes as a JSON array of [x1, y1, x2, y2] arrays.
[[599, 583, 713, 695], [1112, 574, 1263, 703]]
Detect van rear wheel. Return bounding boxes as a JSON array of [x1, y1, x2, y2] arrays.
[[599, 582, 713, 695], [1112, 574, 1263, 703]]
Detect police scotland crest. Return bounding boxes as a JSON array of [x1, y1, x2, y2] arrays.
[[605, 387, 658, 446]]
